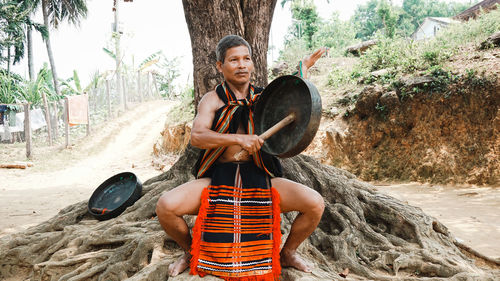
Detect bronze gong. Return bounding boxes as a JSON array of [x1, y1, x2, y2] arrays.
[[253, 75, 322, 158]]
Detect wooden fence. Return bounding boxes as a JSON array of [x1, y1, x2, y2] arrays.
[[1, 72, 160, 160]]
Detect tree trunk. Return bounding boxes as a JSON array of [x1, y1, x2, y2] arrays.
[[0, 146, 498, 280], [41, 0, 61, 97], [182, 0, 277, 108], [6, 47, 10, 76], [27, 24, 34, 81]]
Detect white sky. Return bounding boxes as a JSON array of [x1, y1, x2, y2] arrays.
[[9, 0, 466, 87]]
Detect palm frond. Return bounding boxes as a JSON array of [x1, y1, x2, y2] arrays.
[[139, 51, 162, 69], [73, 69, 81, 92], [103, 47, 116, 60]]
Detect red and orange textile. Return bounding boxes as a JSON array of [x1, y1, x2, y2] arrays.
[[190, 162, 281, 280], [67, 94, 89, 126]]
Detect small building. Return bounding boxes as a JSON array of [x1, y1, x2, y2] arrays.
[[411, 17, 460, 41], [454, 0, 500, 21]]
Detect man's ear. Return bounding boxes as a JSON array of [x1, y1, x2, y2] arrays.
[[216, 61, 223, 73]]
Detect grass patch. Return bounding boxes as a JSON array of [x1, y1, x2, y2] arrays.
[[332, 8, 500, 88]]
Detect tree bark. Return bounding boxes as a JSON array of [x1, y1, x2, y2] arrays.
[[182, 0, 277, 108], [42, 0, 61, 97], [27, 24, 34, 81]]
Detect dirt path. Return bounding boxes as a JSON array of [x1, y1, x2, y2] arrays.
[[375, 183, 500, 259], [0, 100, 175, 236]]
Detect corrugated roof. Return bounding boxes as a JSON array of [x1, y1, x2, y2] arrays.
[[428, 17, 460, 24], [454, 0, 500, 20]]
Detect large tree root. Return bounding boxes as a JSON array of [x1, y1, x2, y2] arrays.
[[1, 146, 498, 280]]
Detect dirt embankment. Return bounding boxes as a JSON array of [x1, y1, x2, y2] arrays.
[[306, 48, 500, 185]]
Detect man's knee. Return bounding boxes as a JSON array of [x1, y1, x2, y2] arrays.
[[308, 189, 325, 217], [156, 191, 178, 217]]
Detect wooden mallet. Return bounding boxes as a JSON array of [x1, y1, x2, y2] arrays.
[[234, 112, 296, 161]]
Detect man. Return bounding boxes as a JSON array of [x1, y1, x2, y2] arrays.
[[156, 35, 325, 279]]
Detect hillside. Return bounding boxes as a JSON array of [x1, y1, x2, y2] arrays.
[[299, 10, 500, 185], [304, 44, 499, 185]]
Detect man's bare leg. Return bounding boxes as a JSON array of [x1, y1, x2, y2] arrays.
[[155, 178, 210, 276], [271, 177, 325, 272]]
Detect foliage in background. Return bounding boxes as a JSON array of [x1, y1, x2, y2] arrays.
[[59, 70, 83, 96], [0, 69, 23, 104], [312, 12, 358, 55], [376, 0, 398, 38], [166, 84, 195, 124], [351, 0, 473, 40], [0, 1, 47, 71], [289, 0, 319, 49], [21, 64, 61, 104], [330, 8, 500, 89], [277, 3, 357, 70], [0, 64, 62, 106], [149, 53, 181, 99]]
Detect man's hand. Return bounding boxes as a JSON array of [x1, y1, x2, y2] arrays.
[[301, 47, 327, 79], [238, 134, 264, 154]]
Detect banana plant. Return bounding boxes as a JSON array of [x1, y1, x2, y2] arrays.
[[138, 51, 161, 72], [59, 69, 82, 95], [83, 70, 103, 93], [0, 69, 25, 105]]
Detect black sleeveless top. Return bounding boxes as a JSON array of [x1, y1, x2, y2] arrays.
[[193, 84, 283, 178]]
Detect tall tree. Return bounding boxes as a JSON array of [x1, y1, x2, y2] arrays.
[[182, 0, 277, 108], [290, 0, 319, 49], [0, 1, 26, 74], [38, 0, 88, 96], [312, 12, 357, 54], [351, 0, 384, 40], [0, 1, 46, 76], [377, 0, 398, 38], [11, 0, 48, 80]]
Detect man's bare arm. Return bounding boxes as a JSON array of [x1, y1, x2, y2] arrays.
[[190, 91, 263, 153]]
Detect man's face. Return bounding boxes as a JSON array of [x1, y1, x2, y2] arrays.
[[216, 45, 254, 85]]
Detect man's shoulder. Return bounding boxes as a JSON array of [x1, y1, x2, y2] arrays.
[[198, 90, 224, 111], [199, 90, 218, 105]]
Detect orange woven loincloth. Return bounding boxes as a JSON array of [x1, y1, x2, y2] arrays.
[[190, 162, 281, 280]]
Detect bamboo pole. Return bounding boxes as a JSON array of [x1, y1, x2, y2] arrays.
[[92, 88, 98, 113], [152, 75, 160, 99], [137, 71, 143, 102], [122, 76, 128, 110], [24, 103, 32, 159], [85, 92, 90, 136], [64, 97, 69, 148], [52, 101, 58, 139], [146, 72, 151, 100]]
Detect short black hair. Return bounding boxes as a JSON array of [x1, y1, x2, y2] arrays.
[[216, 35, 252, 63]]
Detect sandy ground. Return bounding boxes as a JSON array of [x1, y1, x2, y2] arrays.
[[0, 100, 175, 236], [374, 183, 500, 259], [0, 99, 498, 262]]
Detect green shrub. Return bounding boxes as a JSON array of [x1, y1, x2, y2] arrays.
[[327, 65, 353, 87], [339, 8, 500, 87]]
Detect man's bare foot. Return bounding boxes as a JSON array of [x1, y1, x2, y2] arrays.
[[168, 253, 190, 276], [280, 249, 313, 273]]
